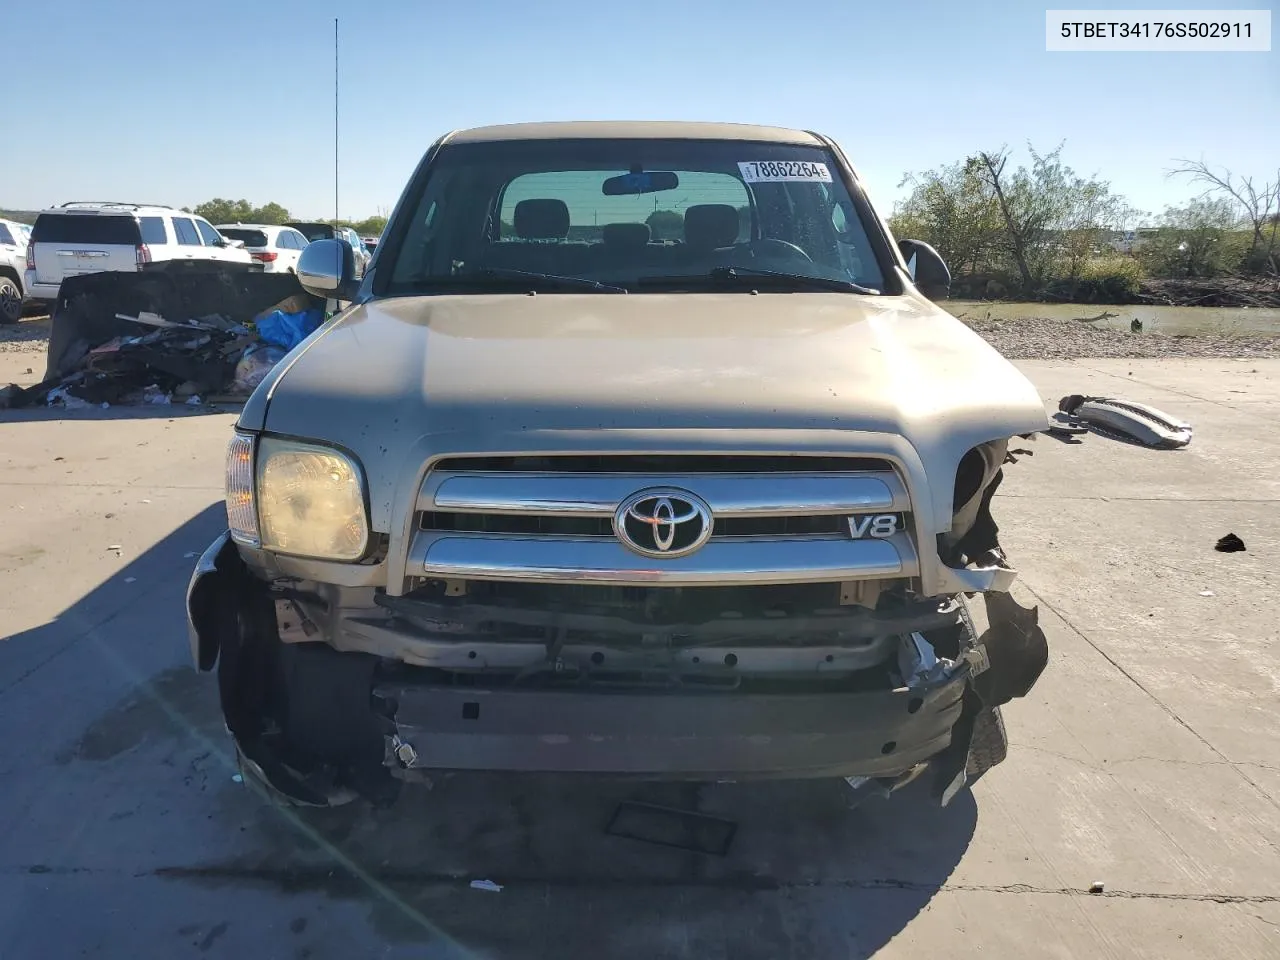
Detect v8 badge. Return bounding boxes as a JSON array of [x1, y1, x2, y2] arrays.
[[847, 513, 902, 539]]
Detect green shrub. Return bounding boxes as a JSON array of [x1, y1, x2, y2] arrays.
[[1046, 257, 1142, 302]]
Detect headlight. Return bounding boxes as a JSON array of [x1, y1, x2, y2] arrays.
[[256, 437, 369, 560]]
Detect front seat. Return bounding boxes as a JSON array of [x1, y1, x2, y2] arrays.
[[513, 199, 570, 241], [683, 204, 741, 256]]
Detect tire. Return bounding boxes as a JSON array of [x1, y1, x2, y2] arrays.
[[0, 275, 22, 324]]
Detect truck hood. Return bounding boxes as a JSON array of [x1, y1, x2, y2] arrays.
[[245, 292, 1048, 531]]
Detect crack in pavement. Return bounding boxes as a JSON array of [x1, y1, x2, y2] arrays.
[[0, 865, 1237, 904], [1019, 582, 1280, 816], [1016, 744, 1280, 775], [1108, 755, 1280, 774], [1072, 363, 1279, 422]]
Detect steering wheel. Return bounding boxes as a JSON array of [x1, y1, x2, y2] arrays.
[[748, 237, 813, 263]]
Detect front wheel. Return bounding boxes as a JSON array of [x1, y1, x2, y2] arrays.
[[0, 276, 22, 324]]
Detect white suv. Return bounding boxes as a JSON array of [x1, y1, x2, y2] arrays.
[[215, 224, 310, 273], [0, 218, 32, 323], [23, 202, 255, 307]]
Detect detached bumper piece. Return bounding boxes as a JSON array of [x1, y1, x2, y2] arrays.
[[1057, 395, 1193, 449]]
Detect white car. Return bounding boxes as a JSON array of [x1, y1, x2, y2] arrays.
[[23, 202, 255, 308], [0, 218, 32, 323], [215, 224, 311, 273]]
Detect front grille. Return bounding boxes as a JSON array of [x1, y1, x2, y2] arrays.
[[408, 453, 917, 586]]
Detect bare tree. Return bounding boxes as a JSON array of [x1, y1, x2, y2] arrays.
[[1170, 160, 1279, 275], [970, 150, 1036, 292], [968, 145, 1127, 295]]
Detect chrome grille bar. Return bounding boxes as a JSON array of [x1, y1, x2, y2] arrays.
[[422, 471, 906, 517], [409, 532, 918, 586]]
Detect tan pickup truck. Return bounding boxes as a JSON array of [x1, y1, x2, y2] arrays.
[[186, 122, 1049, 809]]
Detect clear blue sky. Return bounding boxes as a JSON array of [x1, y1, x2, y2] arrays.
[[6, 0, 1277, 222]]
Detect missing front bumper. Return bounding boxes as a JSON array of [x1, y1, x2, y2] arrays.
[[184, 532, 1038, 807]]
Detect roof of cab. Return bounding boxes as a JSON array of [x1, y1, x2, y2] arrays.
[[448, 121, 825, 145]]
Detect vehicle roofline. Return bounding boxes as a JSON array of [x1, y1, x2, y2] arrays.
[[447, 121, 822, 145]]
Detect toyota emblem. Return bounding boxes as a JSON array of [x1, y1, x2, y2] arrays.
[[613, 488, 714, 558]]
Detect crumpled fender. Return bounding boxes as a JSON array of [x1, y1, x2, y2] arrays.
[[972, 590, 1049, 706], [1059, 395, 1193, 449], [186, 532, 247, 671], [930, 591, 1048, 804]]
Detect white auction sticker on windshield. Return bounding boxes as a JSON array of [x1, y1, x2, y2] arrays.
[[738, 161, 833, 183]]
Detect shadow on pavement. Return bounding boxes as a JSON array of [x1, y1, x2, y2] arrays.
[[0, 504, 978, 959], [1, 403, 241, 424]]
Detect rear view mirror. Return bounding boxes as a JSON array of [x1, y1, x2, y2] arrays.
[[602, 171, 679, 196], [898, 238, 951, 300], [297, 238, 357, 300]]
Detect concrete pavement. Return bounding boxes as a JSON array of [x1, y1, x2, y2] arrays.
[[1, 342, 1278, 959]]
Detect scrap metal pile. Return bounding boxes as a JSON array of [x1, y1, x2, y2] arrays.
[[0, 268, 325, 409]]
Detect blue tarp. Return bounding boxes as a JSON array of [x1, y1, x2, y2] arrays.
[[255, 307, 324, 350]]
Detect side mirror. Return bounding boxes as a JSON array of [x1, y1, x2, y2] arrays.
[[898, 239, 951, 301], [297, 238, 357, 299]]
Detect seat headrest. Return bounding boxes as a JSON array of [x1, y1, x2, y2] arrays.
[[684, 204, 740, 251], [601, 222, 651, 251], [514, 199, 570, 240]]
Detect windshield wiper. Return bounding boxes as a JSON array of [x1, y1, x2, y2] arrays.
[[638, 266, 879, 295], [463, 267, 627, 293]]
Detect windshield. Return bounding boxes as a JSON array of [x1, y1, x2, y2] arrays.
[[383, 138, 887, 295]]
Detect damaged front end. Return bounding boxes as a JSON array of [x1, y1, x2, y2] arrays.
[[187, 438, 1048, 810]]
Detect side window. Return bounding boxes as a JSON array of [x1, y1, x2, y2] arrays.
[[274, 232, 290, 249], [292, 231, 309, 248], [172, 218, 201, 246], [0, 224, 13, 245], [139, 217, 168, 245], [194, 219, 222, 246]]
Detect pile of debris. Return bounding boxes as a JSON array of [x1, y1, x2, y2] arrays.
[[0, 268, 326, 410], [1135, 276, 1280, 308]]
